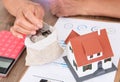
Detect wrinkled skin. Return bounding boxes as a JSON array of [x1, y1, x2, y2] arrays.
[[49, 0, 87, 17]]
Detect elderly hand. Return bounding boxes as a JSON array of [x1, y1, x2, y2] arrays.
[[50, 0, 88, 17], [10, 1, 44, 38]]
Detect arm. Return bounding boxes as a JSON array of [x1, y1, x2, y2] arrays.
[[2, 0, 29, 16], [84, 0, 120, 18], [50, 0, 120, 18]]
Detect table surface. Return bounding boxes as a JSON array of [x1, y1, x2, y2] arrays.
[[0, 1, 120, 82]]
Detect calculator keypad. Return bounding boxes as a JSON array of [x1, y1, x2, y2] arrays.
[[0, 31, 25, 59]]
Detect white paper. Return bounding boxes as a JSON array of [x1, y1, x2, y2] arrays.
[[20, 18, 120, 82], [20, 58, 76, 82]]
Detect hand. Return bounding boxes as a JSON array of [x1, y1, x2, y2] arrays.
[[10, 1, 44, 38], [50, 0, 87, 17]]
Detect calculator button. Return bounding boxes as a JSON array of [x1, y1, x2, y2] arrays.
[[0, 30, 25, 59]]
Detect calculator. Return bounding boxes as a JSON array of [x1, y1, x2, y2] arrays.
[[0, 30, 25, 77]]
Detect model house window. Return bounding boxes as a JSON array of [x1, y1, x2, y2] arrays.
[[88, 55, 93, 60], [83, 64, 92, 72], [104, 58, 111, 63], [73, 60, 78, 71], [69, 46, 73, 53], [97, 52, 102, 57], [90, 55, 93, 58], [97, 52, 102, 56], [97, 53, 100, 56]]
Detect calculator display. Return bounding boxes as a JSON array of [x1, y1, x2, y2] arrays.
[[0, 57, 14, 74], [0, 58, 12, 68]]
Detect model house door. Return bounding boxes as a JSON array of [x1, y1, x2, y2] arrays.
[[94, 61, 105, 76], [98, 61, 102, 69]]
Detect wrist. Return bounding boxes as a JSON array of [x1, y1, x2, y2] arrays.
[[2, 0, 30, 17], [13, 0, 31, 17], [76, 0, 106, 16], [78, 0, 99, 16], [80, 0, 120, 18]]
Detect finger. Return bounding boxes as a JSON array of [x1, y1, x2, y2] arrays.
[[55, 12, 63, 17], [23, 11, 43, 28], [55, 10, 69, 17], [16, 9, 39, 30], [50, 0, 63, 16], [12, 25, 36, 35], [15, 17, 39, 31], [10, 27, 24, 38], [51, 7, 59, 15]]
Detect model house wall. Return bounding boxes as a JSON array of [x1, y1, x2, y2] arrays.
[[66, 42, 112, 77], [103, 58, 112, 69], [66, 42, 97, 77]]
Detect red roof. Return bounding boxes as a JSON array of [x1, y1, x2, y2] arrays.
[[65, 29, 114, 67], [65, 30, 79, 44]]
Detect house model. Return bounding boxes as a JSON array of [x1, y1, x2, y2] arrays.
[[64, 29, 116, 82]]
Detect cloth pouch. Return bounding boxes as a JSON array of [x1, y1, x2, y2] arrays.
[[25, 27, 63, 66]]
